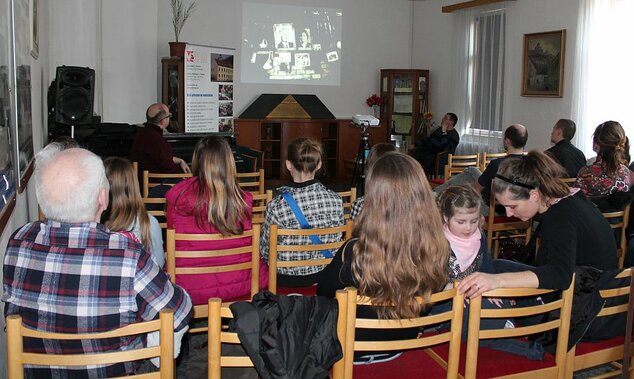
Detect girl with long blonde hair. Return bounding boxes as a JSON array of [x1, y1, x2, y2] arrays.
[[318, 152, 449, 362], [166, 136, 268, 304], [103, 157, 164, 268]]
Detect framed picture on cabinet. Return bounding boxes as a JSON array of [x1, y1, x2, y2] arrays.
[[521, 29, 565, 97]]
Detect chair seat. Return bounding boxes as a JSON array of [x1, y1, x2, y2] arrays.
[[430, 340, 557, 378], [276, 285, 317, 296], [353, 348, 450, 378], [574, 336, 624, 355]]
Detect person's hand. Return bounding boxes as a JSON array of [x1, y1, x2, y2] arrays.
[[488, 297, 504, 308], [179, 160, 191, 174], [457, 272, 501, 299]]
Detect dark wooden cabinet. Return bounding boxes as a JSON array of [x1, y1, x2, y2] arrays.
[[235, 119, 387, 184], [162, 57, 185, 133], [380, 69, 430, 152]]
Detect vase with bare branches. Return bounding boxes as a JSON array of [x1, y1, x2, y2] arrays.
[[169, 0, 196, 57]]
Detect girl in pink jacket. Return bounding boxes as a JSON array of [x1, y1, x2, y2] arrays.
[[166, 136, 268, 304]]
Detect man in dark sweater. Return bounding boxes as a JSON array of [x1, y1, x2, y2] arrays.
[[410, 112, 460, 176], [130, 103, 191, 180], [545, 118, 586, 178]]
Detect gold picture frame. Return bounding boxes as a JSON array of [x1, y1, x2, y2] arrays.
[[521, 29, 565, 97], [29, 0, 38, 58]]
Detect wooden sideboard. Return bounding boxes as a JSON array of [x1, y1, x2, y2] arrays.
[[235, 118, 388, 184]]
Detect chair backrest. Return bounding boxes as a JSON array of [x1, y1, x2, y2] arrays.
[[337, 187, 357, 220], [484, 191, 533, 258], [480, 152, 507, 171], [208, 289, 349, 379], [166, 224, 261, 300], [602, 203, 631, 268], [237, 169, 265, 195], [444, 153, 480, 180], [143, 170, 192, 198], [143, 197, 167, 230], [268, 220, 354, 294], [341, 287, 464, 379], [7, 309, 174, 379], [464, 278, 575, 379], [251, 192, 269, 225]]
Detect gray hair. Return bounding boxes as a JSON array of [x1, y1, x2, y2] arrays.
[[36, 148, 109, 223]]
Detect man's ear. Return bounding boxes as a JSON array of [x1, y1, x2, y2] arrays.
[[316, 160, 322, 171], [285, 160, 293, 172], [96, 187, 109, 219]]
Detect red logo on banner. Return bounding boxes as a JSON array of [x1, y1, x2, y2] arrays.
[[186, 50, 195, 62]]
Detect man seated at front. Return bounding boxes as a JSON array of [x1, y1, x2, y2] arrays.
[[130, 102, 191, 179], [410, 112, 460, 176], [3, 147, 193, 377], [545, 118, 586, 178]]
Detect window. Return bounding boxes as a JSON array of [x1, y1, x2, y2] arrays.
[[574, 0, 634, 157]]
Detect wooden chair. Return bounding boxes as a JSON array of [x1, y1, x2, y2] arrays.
[[483, 192, 532, 259], [602, 203, 631, 268], [237, 169, 265, 194], [565, 268, 634, 378], [480, 152, 507, 171], [560, 177, 576, 187], [7, 309, 174, 379], [337, 187, 357, 220], [142, 170, 192, 198], [268, 221, 353, 295], [444, 153, 481, 180], [143, 197, 167, 230], [208, 289, 349, 379], [166, 224, 261, 334], [251, 193, 268, 225], [339, 287, 464, 379], [461, 278, 575, 378]]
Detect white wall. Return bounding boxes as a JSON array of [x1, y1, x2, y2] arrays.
[[102, 0, 159, 124], [412, 0, 582, 151], [155, 0, 416, 119]]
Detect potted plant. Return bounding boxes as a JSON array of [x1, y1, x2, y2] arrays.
[[169, 0, 197, 57]]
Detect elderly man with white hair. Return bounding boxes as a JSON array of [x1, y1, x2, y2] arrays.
[[3, 147, 192, 377]]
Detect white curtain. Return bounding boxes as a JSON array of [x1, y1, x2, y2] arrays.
[[452, 5, 506, 154], [573, 0, 634, 158]]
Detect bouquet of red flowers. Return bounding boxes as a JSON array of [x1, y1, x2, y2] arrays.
[[366, 94, 383, 107]]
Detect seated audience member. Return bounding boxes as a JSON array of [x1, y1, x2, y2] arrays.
[[576, 120, 630, 197], [261, 138, 344, 287], [3, 148, 192, 377], [410, 112, 460, 176], [130, 102, 191, 179], [350, 142, 396, 219], [166, 136, 268, 305], [317, 152, 450, 362], [458, 151, 618, 299], [432, 124, 528, 212], [103, 157, 165, 268], [545, 118, 586, 178], [437, 185, 494, 281], [474, 124, 528, 204]]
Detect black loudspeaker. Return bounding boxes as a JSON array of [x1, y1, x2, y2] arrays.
[[55, 66, 95, 125]]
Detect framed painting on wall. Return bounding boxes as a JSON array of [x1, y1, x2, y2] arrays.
[[13, 0, 35, 193], [521, 29, 566, 97]]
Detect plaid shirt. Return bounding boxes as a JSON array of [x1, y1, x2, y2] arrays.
[[261, 180, 345, 276], [350, 196, 365, 220], [3, 220, 193, 378]]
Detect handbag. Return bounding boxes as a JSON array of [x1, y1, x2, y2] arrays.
[[497, 232, 535, 265]]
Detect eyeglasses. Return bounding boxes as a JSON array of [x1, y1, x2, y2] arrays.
[[161, 113, 172, 121]]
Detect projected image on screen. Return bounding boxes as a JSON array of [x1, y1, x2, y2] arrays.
[[242, 2, 342, 86]]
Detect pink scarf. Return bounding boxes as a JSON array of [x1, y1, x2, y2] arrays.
[[443, 224, 481, 271]]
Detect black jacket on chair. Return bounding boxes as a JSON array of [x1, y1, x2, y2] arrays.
[[229, 291, 342, 379]]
